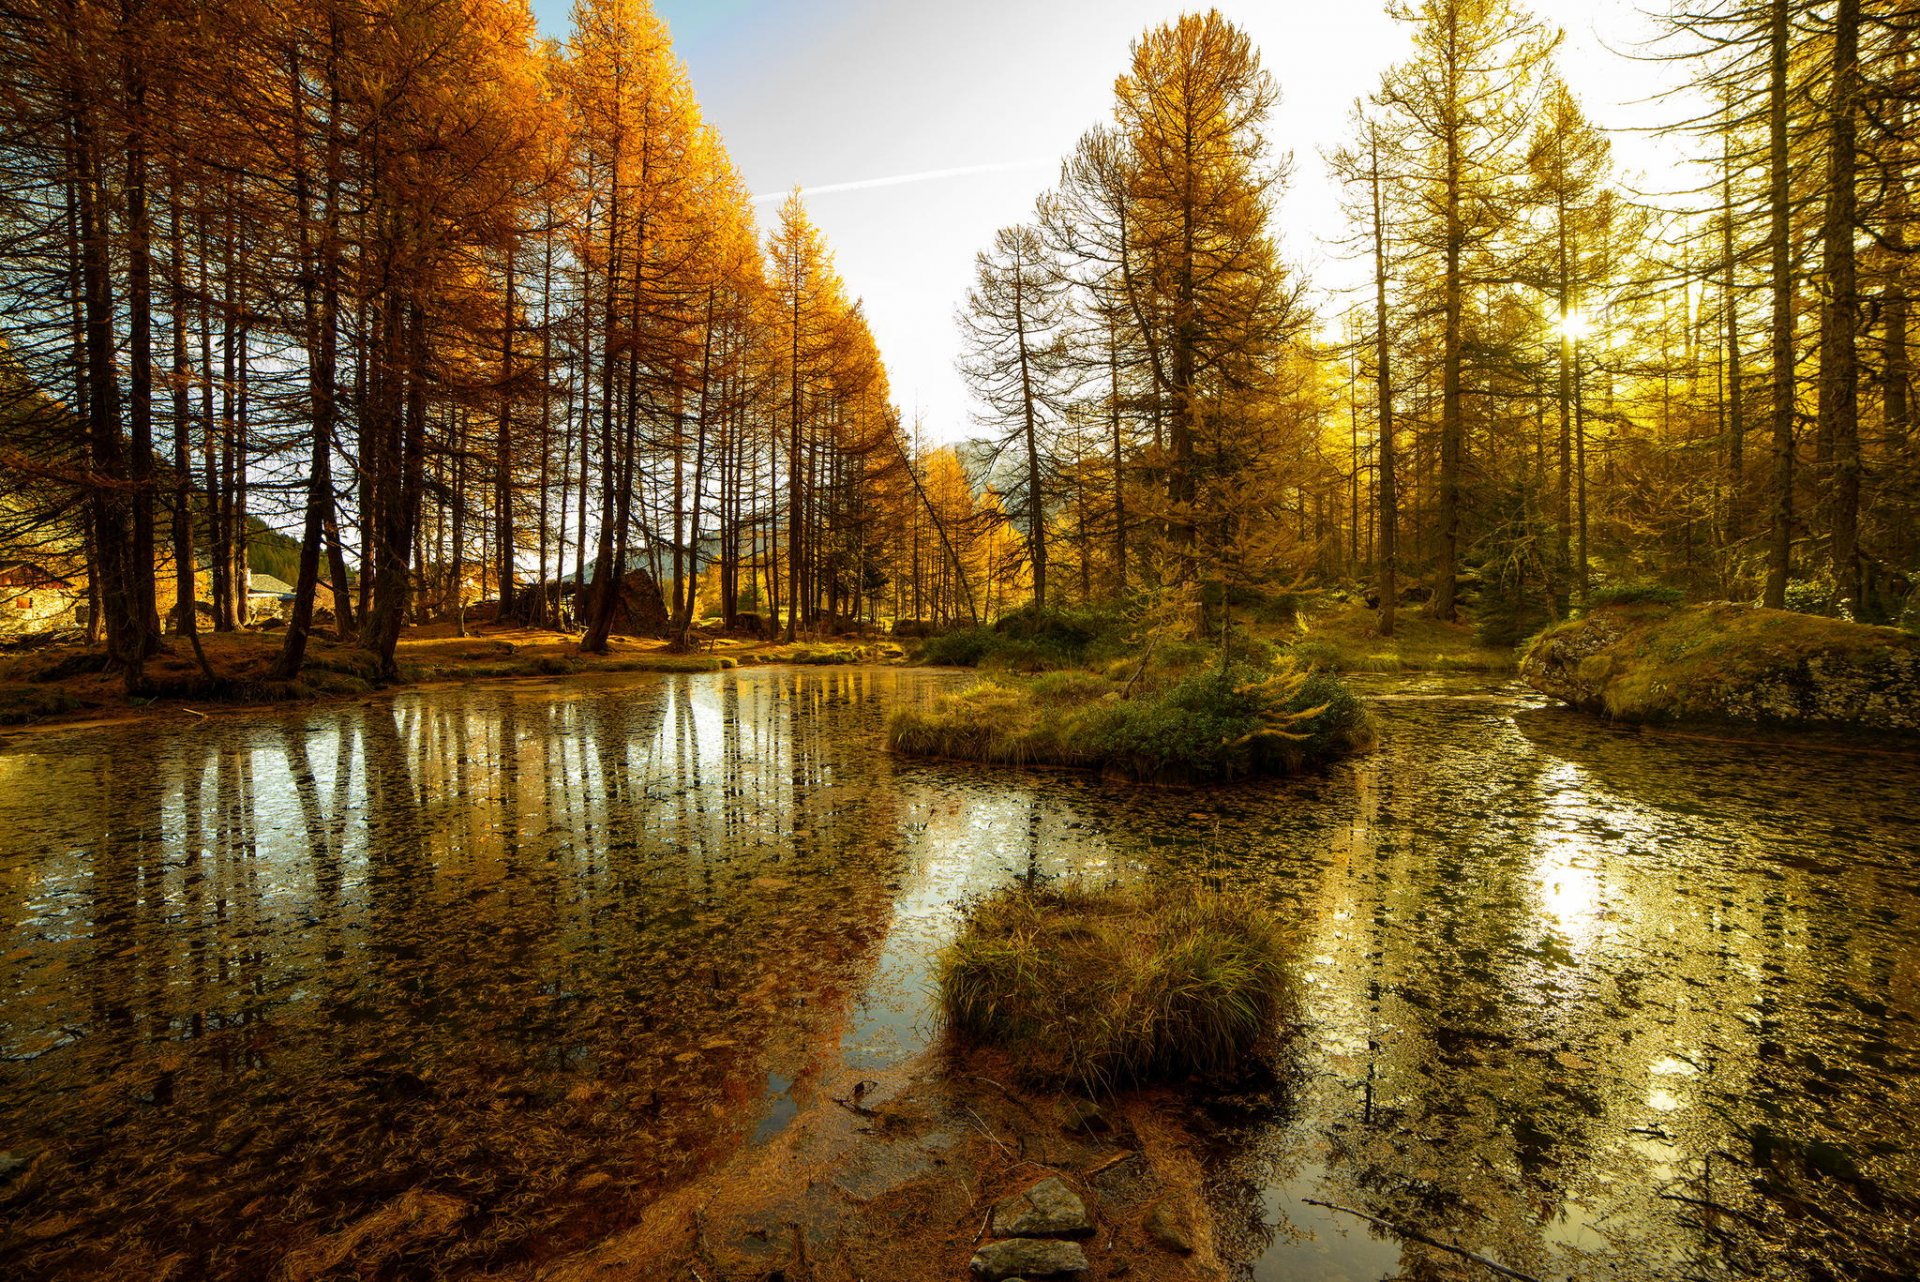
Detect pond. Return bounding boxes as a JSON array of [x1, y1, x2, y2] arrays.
[[0, 668, 1914, 1280]]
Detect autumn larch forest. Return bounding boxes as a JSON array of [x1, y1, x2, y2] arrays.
[[0, 1, 1915, 1281]]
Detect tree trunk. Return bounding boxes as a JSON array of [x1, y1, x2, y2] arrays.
[[1763, 0, 1796, 609]]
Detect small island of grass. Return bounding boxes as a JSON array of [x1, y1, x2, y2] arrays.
[[937, 882, 1294, 1093], [888, 661, 1374, 782], [895, 602, 1376, 781]]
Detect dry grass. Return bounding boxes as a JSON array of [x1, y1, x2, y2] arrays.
[[937, 883, 1294, 1092]]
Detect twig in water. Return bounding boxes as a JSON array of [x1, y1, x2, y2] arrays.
[[966, 1072, 1044, 1121], [1302, 1199, 1543, 1282]]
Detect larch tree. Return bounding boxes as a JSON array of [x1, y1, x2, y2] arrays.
[[957, 222, 1071, 610], [1375, 0, 1556, 621]]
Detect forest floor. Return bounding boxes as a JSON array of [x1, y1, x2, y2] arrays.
[[1272, 603, 1516, 674], [0, 625, 905, 733]]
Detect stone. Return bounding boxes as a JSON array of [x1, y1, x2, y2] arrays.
[[1059, 1098, 1109, 1135], [1520, 602, 1920, 732], [575, 566, 669, 637], [1144, 1199, 1195, 1256], [992, 1176, 1092, 1238], [970, 1237, 1089, 1280]]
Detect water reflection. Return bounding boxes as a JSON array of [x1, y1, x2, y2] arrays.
[[0, 670, 1914, 1281], [0, 671, 924, 1279]]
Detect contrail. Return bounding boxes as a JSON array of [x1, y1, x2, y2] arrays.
[[752, 160, 1049, 203]]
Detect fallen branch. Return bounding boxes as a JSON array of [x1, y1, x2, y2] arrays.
[[1302, 1199, 1543, 1282], [1081, 1150, 1137, 1179]]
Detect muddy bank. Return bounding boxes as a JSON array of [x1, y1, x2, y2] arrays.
[[525, 1054, 1229, 1282]]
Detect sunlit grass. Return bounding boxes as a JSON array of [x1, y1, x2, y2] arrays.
[[886, 662, 1375, 782], [1280, 604, 1516, 673], [937, 882, 1295, 1092]]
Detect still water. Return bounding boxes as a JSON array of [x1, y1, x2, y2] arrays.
[[0, 668, 1914, 1280]]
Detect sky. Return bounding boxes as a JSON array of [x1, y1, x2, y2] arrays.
[[527, 0, 1702, 442]]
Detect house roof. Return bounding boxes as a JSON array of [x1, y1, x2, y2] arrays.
[[248, 572, 297, 596], [0, 560, 73, 589]]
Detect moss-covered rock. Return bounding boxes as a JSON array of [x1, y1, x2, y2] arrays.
[[1520, 602, 1920, 732]]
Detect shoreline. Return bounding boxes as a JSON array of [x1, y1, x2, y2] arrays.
[[0, 628, 908, 737]]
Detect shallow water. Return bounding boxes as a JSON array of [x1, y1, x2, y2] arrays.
[[0, 668, 1914, 1279]]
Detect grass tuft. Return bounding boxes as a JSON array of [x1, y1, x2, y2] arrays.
[[1586, 582, 1686, 609], [938, 882, 1294, 1092]]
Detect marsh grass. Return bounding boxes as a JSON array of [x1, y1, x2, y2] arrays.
[[1282, 605, 1515, 673], [938, 883, 1294, 1091], [886, 663, 1374, 782]]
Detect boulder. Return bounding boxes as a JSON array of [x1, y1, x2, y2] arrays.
[[575, 567, 669, 638], [991, 1176, 1091, 1238], [1144, 1198, 1196, 1255], [1521, 602, 1920, 732], [970, 1237, 1088, 1280]]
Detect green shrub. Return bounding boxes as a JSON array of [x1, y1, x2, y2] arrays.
[[938, 883, 1294, 1091], [913, 603, 1129, 671], [917, 626, 996, 667], [1471, 587, 1556, 648]]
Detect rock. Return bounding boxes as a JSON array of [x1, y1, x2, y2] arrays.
[[970, 1237, 1089, 1279], [1059, 1098, 1109, 1135], [575, 566, 669, 637], [1144, 1199, 1195, 1256], [992, 1176, 1092, 1238], [1520, 602, 1920, 733]]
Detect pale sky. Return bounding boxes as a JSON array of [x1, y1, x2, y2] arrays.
[[529, 0, 1701, 442]]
